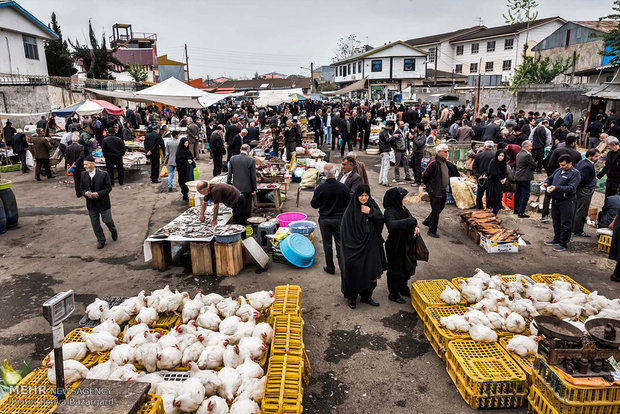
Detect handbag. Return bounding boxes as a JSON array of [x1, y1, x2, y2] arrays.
[[410, 233, 429, 262], [160, 166, 168, 178]]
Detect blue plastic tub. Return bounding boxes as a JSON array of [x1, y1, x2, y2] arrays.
[[288, 220, 316, 235], [280, 233, 314, 268]]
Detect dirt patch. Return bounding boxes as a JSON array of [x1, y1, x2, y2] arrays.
[[303, 371, 349, 413], [380, 310, 420, 336], [19, 206, 83, 216], [0, 333, 53, 362], [98, 253, 139, 265], [395, 400, 407, 407], [0, 272, 57, 329], [381, 311, 431, 359], [324, 327, 388, 363], [389, 335, 431, 359]]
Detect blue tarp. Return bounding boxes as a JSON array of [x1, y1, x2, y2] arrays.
[[53, 101, 86, 117]]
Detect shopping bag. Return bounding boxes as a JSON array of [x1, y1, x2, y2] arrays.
[[160, 166, 168, 178], [409, 233, 429, 262], [25, 150, 34, 167], [192, 166, 200, 180]]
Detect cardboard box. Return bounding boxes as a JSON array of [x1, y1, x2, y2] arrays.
[[479, 233, 519, 253], [588, 206, 598, 223]]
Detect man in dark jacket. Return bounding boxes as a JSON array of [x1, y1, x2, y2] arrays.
[[229, 129, 245, 158], [482, 118, 501, 143], [330, 112, 341, 151], [410, 123, 427, 186], [379, 121, 394, 186], [32, 130, 53, 181], [392, 121, 411, 182], [542, 155, 581, 251], [144, 125, 165, 183], [227, 144, 257, 225], [531, 120, 551, 172], [599, 193, 620, 228], [546, 135, 582, 173], [101, 128, 127, 186], [340, 112, 358, 156], [572, 149, 599, 236], [245, 122, 260, 146], [283, 120, 300, 160], [553, 124, 569, 143], [225, 119, 240, 162], [598, 136, 620, 198], [337, 156, 362, 194], [66, 135, 85, 197], [472, 141, 496, 209], [11, 129, 28, 173], [422, 144, 459, 237], [311, 109, 324, 147], [311, 163, 350, 274], [514, 141, 537, 217], [209, 125, 225, 176], [2, 121, 15, 147], [358, 112, 372, 151], [80, 156, 117, 249], [472, 118, 485, 140], [587, 114, 604, 149]]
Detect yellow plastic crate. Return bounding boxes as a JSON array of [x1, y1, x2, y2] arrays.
[[136, 394, 164, 414], [41, 327, 100, 368], [498, 336, 536, 382], [262, 354, 304, 414], [0, 368, 81, 414], [446, 340, 527, 396], [499, 275, 526, 284], [128, 312, 180, 329], [530, 274, 590, 294], [528, 385, 559, 414], [269, 285, 302, 323], [410, 279, 465, 321], [271, 315, 304, 357], [598, 234, 612, 254], [533, 357, 620, 406], [424, 305, 469, 359], [451, 277, 468, 291]]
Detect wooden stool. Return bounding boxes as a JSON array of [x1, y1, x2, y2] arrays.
[[214, 240, 244, 276], [190, 241, 214, 275], [151, 240, 171, 271]]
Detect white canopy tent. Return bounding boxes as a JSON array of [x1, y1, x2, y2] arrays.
[[323, 77, 367, 96], [254, 88, 304, 107]]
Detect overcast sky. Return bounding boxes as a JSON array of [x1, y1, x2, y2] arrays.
[[19, 0, 617, 79]]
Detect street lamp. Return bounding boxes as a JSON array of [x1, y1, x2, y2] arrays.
[[300, 63, 314, 93]]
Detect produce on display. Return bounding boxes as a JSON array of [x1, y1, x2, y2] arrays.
[[459, 211, 519, 242]]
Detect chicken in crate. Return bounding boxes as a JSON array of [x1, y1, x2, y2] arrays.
[[29, 286, 295, 414]]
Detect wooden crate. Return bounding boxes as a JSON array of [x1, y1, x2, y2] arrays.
[[151, 240, 171, 271], [190, 241, 213, 275], [215, 240, 244, 276]]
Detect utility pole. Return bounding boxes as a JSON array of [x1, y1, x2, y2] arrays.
[[310, 62, 314, 93], [475, 57, 482, 116], [184, 43, 190, 82], [434, 45, 438, 86], [570, 51, 576, 84]]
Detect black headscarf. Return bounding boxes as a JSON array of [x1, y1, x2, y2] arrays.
[[382, 187, 410, 220], [487, 149, 507, 180], [341, 184, 382, 250], [175, 137, 194, 165]]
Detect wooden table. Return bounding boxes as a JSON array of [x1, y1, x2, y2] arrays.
[[253, 183, 283, 212]]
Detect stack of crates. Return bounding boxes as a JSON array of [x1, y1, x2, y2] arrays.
[[598, 234, 612, 254], [269, 285, 302, 323], [424, 305, 469, 360], [41, 327, 100, 369], [271, 314, 310, 384], [262, 354, 304, 414], [445, 340, 528, 409], [410, 279, 465, 321], [529, 357, 620, 414], [136, 394, 164, 414]]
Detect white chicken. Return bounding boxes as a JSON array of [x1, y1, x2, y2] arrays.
[[102, 305, 132, 325], [219, 316, 242, 336], [246, 290, 275, 311], [471, 298, 500, 313], [110, 343, 136, 365], [460, 279, 486, 303], [485, 312, 506, 330], [227, 318, 258, 345], [252, 322, 273, 345], [80, 330, 119, 353], [201, 293, 225, 306], [197, 307, 222, 331], [229, 399, 261, 414], [234, 376, 266, 404], [504, 312, 526, 333], [198, 345, 225, 370], [123, 323, 150, 344], [47, 360, 89, 385], [236, 359, 264, 381], [135, 341, 159, 373], [161, 393, 180, 414], [197, 395, 229, 414], [472, 268, 491, 281], [109, 363, 142, 381], [46, 342, 88, 363], [158, 333, 181, 350], [439, 285, 461, 305], [182, 296, 205, 324], [172, 378, 205, 413], [157, 346, 183, 370], [525, 283, 553, 303], [189, 362, 223, 396], [439, 315, 470, 332], [469, 324, 498, 343], [463, 309, 491, 328], [236, 297, 259, 322], [129, 331, 160, 348], [86, 360, 116, 380], [503, 277, 526, 299], [182, 341, 205, 367], [205, 332, 229, 348], [483, 289, 507, 304], [218, 367, 242, 403], [239, 337, 267, 361], [509, 297, 538, 319], [91, 319, 121, 337], [217, 298, 240, 318], [550, 302, 583, 321], [506, 335, 539, 357], [135, 307, 158, 326], [223, 344, 250, 368], [151, 380, 182, 399], [119, 291, 146, 314], [135, 372, 165, 389], [487, 276, 505, 291], [86, 298, 109, 321]]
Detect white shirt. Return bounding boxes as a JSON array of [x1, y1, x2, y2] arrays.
[[339, 171, 351, 184], [88, 170, 96, 179]]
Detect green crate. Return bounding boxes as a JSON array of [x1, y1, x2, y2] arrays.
[[0, 164, 20, 172]]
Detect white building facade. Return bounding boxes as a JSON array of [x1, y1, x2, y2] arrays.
[[0, 1, 57, 76]]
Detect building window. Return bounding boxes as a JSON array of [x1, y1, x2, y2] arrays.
[[352, 62, 356, 74], [470, 62, 478, 73], [403, 58, 415, 71], [348, 64, 351, 75], [428, 47, 436, 63], [371, 59, 382, 72], [485, 61, 494, 72], [358, 61, 362, 73], [471, 43, 479, 54], [456, 45, 464, 56], [23, 35, 39, 60], [502, 60, 512, 71], [455, 64, 462, 74], [487, 41, 496, 52], [504, 39, 514, 50]]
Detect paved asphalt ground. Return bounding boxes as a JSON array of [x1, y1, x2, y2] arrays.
[[0, 151, 618, 413]]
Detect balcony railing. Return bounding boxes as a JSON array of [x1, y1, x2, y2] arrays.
[[0, 73, 148, 91]]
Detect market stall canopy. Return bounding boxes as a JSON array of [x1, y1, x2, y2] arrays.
[[53, 99, 123, 117], [323, 77, 367, 96], [584, 82, 620, 100], [290, 93, 308, 102], [255, 88, 304, 107]]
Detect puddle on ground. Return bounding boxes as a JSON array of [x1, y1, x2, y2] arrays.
[[380, 310, 420, 336], [324, 327, 388, 363], [0, 272, 57, 329], [0, 333, 53, 362], [303, 371, 349, 413], [381, 310, 431, 359], [19, 206, 83, 216]]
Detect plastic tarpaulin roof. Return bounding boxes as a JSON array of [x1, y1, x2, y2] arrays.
[[323, 77, 367, 96], [53, 99, 123, 117], [255, 88, 303, 107], [584, 82, 620, 100]]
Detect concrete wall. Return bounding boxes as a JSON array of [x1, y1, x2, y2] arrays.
[[515, 85, 589, 118], [537, 40, 605, 75]]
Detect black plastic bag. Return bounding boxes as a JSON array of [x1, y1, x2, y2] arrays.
[[410, 233, 429, 262]]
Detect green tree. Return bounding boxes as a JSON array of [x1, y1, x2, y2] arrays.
[[44, 13, 77, 77], [69, 20, 124, 79], [503, 0, 539, 25], [509, 55, 574, 91], [598, 0, 620, 66], [332, 34, 365, 62], [127, 65, 148, 83]]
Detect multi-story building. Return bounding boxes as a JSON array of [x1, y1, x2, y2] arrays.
[[332, 41, 428, 94], [0, 1, 58, 76], [313, 65, 335, 83]]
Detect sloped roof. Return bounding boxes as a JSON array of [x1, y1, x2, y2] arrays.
[[572, 20, 617, 33], [450, 16, 566, 42], [585, 82, 620, 100], [113, 48, 155, 66], [157, 54, 185, 66], [333, 41, 428, 64], [405, 26, 484, 46], [216, 78, 312, 90], [0, 1, 58, 39]]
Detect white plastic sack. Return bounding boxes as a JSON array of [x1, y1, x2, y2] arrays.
[[25, 150, 34, 167], [449, 177, 476, 210]]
